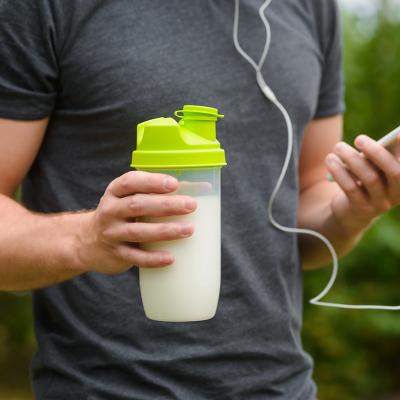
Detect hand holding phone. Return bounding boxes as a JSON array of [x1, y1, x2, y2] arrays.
[[327, 125, 400, 181], [325, 125, 400, 236]]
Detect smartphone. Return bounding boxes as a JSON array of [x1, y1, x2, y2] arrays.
[[327, 125, 400, 182], [376, 124, 400, 151]]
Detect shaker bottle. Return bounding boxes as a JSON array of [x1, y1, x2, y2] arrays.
[[131, 105, 227, 322]]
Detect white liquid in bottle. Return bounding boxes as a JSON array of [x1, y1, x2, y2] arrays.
[[139, 195, 221, 322]]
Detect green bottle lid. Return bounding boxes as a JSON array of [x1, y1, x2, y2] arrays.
[[131, 105, 227, 170]]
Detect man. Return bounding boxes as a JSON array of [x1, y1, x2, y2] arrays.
[[1, 1, 399, 399]]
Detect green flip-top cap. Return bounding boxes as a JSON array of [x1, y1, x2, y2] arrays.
[[131, 105, 227, 170]]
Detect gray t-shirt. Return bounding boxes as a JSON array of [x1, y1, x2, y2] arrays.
[[0, 1, 344, 399]]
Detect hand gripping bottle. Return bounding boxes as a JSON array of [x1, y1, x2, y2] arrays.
[[131, 105, 227, 322]]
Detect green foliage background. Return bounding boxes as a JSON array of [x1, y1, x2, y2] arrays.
[[1, 3, 400, 399], [303, 4, 400, 399]]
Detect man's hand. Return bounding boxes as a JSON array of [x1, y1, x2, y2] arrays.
[[325, 134, 400, 235], [0, 117, 198, 289], [298, 116, 400, 269], [76, 171, 197, 275]]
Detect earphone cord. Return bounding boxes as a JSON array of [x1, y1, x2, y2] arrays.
[[233, 0, 400, 310]]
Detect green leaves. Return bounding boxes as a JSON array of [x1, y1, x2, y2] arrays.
[[304, 6, 400, 398]]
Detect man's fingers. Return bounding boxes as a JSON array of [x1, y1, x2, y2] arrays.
[[325, 153, 373, 213], [355, 135, 400, 186], [333, 142, 387, 211], [117, 244, 175, 268], [107, 171, 178, 197], [115, 194, 197, 218], [105, 221, 195, 243]]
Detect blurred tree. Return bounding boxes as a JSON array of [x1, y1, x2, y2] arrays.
[[303, 3, 400, 400]]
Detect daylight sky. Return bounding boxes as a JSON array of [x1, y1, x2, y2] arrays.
[[339, 0, 379, 15], [339, 0, 400, 16]]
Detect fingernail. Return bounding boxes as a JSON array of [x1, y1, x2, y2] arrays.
[[335, 143, 345, 152], [180, 223, 193, 236], [164, 177, 177, 190], [160, 254, 174, 264], [326, 154, 337, 165], [356, 136, 366, 147], [184, 198, 197, 211]]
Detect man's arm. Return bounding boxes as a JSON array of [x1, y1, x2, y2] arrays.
[[298, 113, 400, 269], [298, 115, 351, 269], [0, 118, 197, 291], [0, 118, 85, 289]]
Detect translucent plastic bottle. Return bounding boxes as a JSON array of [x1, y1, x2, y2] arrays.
[[131, 105, 227, 322]]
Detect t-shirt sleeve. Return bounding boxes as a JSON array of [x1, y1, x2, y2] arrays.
[[314, 0, 345, 118], [0, 0, 58, 120]]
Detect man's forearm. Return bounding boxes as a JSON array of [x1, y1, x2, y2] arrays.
[[0, 172, 197, 291], [297, 181, 373, 270], [0, 194, 89, 291]]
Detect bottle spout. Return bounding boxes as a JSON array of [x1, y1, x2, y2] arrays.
[[174, 105, 224, 142]]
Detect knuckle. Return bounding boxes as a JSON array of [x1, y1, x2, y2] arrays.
[[127, 225, 140, 241], [140, 256, 158, 268], [135, 252, 159, 268], [364, 172, 379, 187], [146, 172, 161, 188], [162, 197, 174, 211], [348, 152, 359, 165], [96, 194, 108, 211], [129, 196, 143, 214], [100, 227, 114, 241], [162, 223, 178, 238], [116, 247, 135, 264], [99, 193, 108, 204], [344, 183, 358, 195], [98, 202, 114, 219], [105, 181, 116, 196], [119, 175, 131, 191]]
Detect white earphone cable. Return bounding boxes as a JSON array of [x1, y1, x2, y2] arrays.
[[233, 0, 400, 310]]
